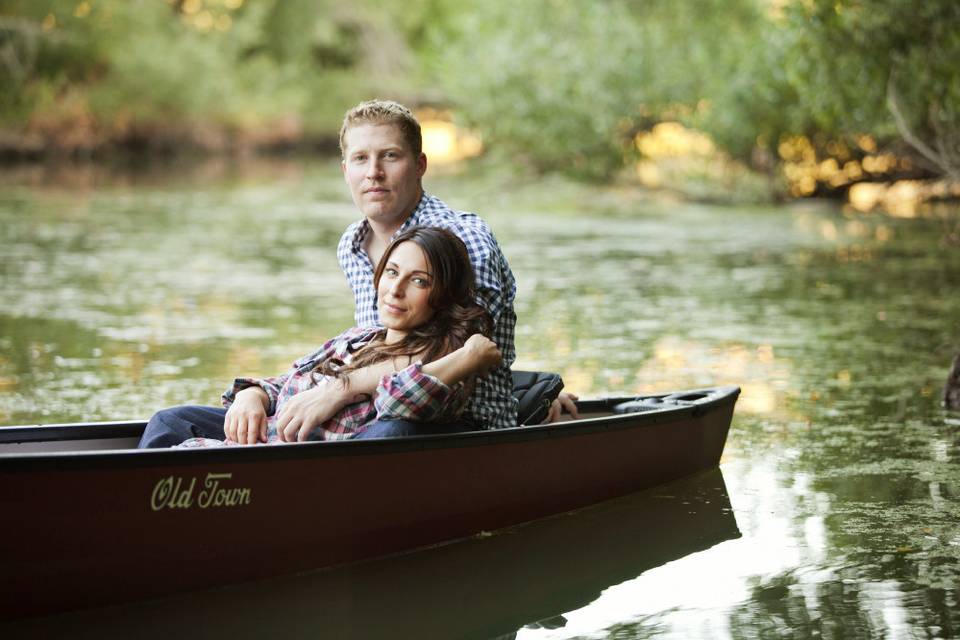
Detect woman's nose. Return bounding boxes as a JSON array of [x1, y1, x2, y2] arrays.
[[389, 279, 404, 297]]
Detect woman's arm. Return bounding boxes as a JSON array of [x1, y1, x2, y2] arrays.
[[420, 334, 502, 385], [373, 335, 502, 425], [275, 356, 412, 442], [277, 335, 501, 442]]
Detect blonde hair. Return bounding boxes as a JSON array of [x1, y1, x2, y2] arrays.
[[339, 99, 422, 158]]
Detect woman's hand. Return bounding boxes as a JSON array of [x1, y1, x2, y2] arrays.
[[419, 334, 502, 387], [276, 379, 350, 442], [462, 334, 502, 376], [225, 387, 269, 444]]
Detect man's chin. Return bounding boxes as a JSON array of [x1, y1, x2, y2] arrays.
[[361, 203, 399, 220]]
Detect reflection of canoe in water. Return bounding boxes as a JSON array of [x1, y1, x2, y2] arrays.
[[0, 385, 739, 620], [1, 468, 740, 639]]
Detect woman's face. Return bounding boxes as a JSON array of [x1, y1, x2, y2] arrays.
[[377, 240, 436, 338]]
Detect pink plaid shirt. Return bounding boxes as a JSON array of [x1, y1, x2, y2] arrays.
[[218, 327, 469, 441]]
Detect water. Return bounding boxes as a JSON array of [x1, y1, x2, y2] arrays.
[[1, 158, 959, 638]]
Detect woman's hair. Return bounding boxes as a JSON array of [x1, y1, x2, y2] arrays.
[[318, 226, 492, 382]]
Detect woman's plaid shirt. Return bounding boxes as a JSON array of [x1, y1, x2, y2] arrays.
[[337, 192, 519, 430], [221, 327, 469, 440]]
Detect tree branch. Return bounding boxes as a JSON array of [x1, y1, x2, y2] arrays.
[[886, 72, 958, 179]]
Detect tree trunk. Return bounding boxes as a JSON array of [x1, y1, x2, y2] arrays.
[[946, 352, 960, 410]]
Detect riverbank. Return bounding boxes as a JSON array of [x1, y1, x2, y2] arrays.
[[3, 132, 950, 222], [0, 118, 340, 162]]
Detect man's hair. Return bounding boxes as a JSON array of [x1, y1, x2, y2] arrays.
[[339, 99, 423, 158]]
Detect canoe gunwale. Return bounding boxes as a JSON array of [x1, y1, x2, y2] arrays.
[[0, 386, 739, 471]]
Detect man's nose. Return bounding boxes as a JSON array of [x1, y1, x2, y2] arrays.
[[366, 158, 384, 179]]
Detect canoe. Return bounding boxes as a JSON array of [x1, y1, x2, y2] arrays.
[[1, 468, 739, 638], [0, 385, 739, 620]]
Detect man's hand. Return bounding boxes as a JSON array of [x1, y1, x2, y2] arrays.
[[462, 334, 503, 375], [543, 391, 580, 424], [276, 379, 349, 442], [225, 387, 269, 444]]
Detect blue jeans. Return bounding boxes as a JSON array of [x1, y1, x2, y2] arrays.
[[139, 407, 477, 447], [353, 418, 477, 439], [138, 405, 227, 448]]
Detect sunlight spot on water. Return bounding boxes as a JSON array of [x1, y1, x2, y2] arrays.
[[819, 220, 838, 241], [518, 458, 819, 639], [631, 337, 791, 416], [930, 439, 950, 463]]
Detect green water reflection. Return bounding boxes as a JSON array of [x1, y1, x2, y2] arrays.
[[1, 159, 958, 638]]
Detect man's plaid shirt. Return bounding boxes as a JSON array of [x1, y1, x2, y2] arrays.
[[337, 192, 519, 430]]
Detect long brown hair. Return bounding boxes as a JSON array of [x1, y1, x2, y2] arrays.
[[318, 226, 492, 381]]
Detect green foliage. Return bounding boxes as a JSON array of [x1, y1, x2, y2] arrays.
[[773, 0, 960, 174], [421, 1, 640, 178], [0, 0, 418, 138], [418, 0, 769, 178], [2, 0, 959, 181], [419, 0, 960, 179]]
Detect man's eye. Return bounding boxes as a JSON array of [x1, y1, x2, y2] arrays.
[[353, 155, 366, 162]]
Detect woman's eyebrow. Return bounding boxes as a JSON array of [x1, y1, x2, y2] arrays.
[[386, 261, 432, 277]]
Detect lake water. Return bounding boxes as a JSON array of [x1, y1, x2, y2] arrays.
[[1, 158, 959, 638]]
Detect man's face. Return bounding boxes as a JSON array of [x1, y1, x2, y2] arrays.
[[341, 123, 426, 229]]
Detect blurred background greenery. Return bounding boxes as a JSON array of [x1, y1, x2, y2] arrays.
[[1, 0, 959, 209]]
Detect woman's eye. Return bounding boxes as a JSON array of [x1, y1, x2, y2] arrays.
[[385, 268, 398, 276], [413, 277, 431, 287]]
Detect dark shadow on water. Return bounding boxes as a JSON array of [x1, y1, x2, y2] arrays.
[[2, 468, 739, 640]]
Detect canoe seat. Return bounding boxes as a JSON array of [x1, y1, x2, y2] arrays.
[[511, 370, 564, 425]]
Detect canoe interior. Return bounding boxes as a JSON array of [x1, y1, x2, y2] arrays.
[[0, 387, 734, 455]]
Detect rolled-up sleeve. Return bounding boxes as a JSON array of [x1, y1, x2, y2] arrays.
[[220, 329, 369, 416], [222, 375, 286, 416], [374, 364, 465, 423]]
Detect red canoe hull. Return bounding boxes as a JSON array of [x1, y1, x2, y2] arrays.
[[0, 387, 738, 619]]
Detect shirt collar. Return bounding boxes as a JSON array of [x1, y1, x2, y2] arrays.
[[349, 191, 431, 257]]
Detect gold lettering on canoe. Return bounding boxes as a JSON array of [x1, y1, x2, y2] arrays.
[[150, 473, 251, 511], [198, 472, 251, 509], [150, 475, 195, 511]]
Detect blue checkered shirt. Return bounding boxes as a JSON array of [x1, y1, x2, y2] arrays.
[[337, 192, 519, 429]]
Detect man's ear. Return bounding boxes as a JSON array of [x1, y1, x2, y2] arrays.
[[417, 152, 427, 178]]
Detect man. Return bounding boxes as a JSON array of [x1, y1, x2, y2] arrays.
[[275, 99, 576, 441]]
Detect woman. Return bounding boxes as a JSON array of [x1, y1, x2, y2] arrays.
[[138, 226, 501, 448]]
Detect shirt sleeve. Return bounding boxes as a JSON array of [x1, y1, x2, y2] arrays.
[[221, 328, 366, 415], [374, 364, 468, 423], [455, 218, 513, 322], [222, 373, 289, 416]]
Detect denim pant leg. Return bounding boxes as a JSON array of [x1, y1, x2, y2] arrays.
[[138, 405, 228, 448], [353, 418, 476, 440]]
